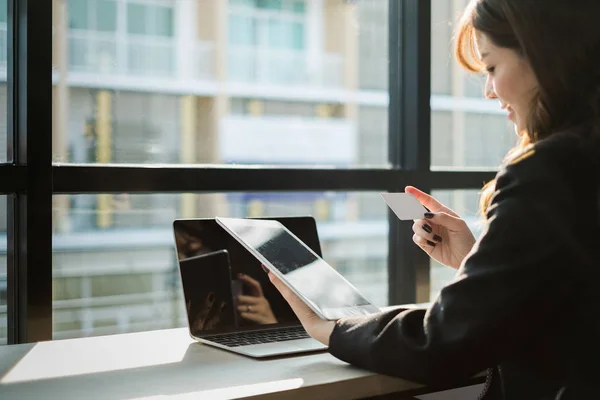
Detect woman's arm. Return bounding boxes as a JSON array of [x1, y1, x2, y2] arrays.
[[327, 146, 589, 385], [268, 135, 596, 386]]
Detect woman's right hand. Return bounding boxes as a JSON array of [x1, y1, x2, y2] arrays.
[[406, 186, 476, 270], [236, 273, 278, 325]]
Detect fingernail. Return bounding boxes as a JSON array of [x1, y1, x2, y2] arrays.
[[261, 265, 268, 273], [422, 224, 432, 233], [427, 240, 436, 247], [433, 234, 442, 242], [424, 212, 434, 219]]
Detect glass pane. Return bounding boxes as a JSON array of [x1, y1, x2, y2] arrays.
[[127, 3, 146, 35], [0, 196, 6, 345], [291, 1, 305, 14], [53, 0, 389, 166], [230, 0, 254, 7], [96, 0, 117, 32], [430, 1, 516, 169], [428, 189, 483, 301], [153, 6, 174, 37], [52, 192, 389, 339], [68, 0, 89, 30], [229, 14, 255, 46], [0, 0, 6, 24], [268, 19, 304, 50], [257, 0, 281, 11]]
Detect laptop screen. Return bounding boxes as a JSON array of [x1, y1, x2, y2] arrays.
[[173, 217, 322, 336]]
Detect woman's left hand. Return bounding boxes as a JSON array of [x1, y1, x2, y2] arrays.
[[268, 271, 336, 346]]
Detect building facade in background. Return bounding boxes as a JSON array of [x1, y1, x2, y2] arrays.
[[0, 0, 515, 343]]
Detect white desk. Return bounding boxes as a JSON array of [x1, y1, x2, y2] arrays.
[[0, 304, 480, 399], [0, 328, 427, 399]]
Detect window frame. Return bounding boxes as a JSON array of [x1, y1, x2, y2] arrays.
[[5, 0, 495, 344]]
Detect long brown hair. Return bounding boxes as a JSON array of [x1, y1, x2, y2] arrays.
[[455, 0, 600, 216]]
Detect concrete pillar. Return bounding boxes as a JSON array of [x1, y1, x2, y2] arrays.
[[198, 0, 228, 81], [180, 95, 197, 218], [96, 90, 113, 229], [194, 0, 229, 218], [52, 0, 71, 233]]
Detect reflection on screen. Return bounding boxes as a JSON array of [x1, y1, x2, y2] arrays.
[[223, 220, 371, 310], [179, 251, 237, 336], [174, 218, 321, 335]]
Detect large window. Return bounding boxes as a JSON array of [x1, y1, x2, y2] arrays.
[[55, 0, 390, 168], [4, 0, 496, 344], [52, 192, 388, 339], [47, 0, 399, 341], [430, 0, 516, 169]]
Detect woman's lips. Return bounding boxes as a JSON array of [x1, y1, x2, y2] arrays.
[[506, 106, 515, 120]]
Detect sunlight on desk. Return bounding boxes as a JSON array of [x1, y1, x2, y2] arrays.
[[1, 330, 191, 384], [134, 378, 305, 399], [0, 327, 469, 400]]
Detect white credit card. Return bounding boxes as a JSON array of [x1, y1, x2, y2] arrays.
[[380, 192, 427, 220]]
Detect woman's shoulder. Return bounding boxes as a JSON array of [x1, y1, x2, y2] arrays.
[[536, 121, 600, 158], [502, 122, 600, 184]]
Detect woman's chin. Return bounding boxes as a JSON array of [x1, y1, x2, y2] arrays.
[[514, 125, 525, 136], [512, 119, 527, 137]]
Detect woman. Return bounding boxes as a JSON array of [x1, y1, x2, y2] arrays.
[[269, 0, 600, 398]]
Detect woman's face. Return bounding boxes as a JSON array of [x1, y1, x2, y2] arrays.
[[475, 32, 538, 135]]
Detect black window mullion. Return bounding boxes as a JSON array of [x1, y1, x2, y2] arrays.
[[51, 166, 495, 193], [387, 0, 432, 305], [7, 0, 53, 344]]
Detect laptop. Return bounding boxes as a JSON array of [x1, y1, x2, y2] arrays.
[[173, 216, 329, 358]]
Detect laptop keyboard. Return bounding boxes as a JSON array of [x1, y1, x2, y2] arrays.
[[202, 326, 310, 347]]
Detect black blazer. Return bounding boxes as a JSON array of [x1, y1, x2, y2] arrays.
[[328, 122, 600, 400]]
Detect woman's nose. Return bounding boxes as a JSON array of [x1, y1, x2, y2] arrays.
[[484, 76, 497, 99]]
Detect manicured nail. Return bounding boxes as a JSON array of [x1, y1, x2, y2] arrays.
[[433, 234, 442, 242], [427, 240, 436, 247], [424, 212, 435, 219], [423, 224, 432, 233], [261, 264, 269, 273]]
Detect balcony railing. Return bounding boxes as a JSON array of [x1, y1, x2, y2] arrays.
[[126, 36, 175, 78], [69, 31, 119, 75], [0, 25, 345, 89], [229, 46, 344, 88], [67, 30, 215, 80]]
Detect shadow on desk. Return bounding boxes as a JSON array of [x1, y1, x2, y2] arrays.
[[0, 327, 481, 400]]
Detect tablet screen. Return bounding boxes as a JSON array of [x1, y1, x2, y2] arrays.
[[217, 218, 373, 312]]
